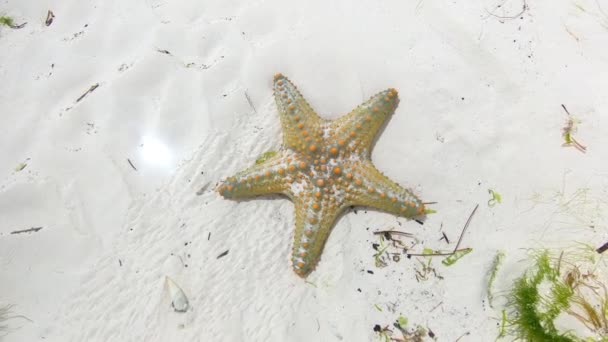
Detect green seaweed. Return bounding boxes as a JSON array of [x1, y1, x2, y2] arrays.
[[422, 248, 434, 255], [377, 330, 391, 342], [14, 163, 27, 172], [497, 309, 508, 339], [374, 315, 428, 342], [415, 254, 442, 281], [505, 248, 608, 341], [393, 315, 427, 342], [304, 280, 317, 288], [255, 151, 277, 164], [424, 208, 437, 215], [511, 275, 575, 341], [0, 16, 14, 27], [441, 248, 472, 266], [373, 239, 390, 268], [488, 189, 502, 207], [487, 251, 505, 308], [397, 316, 408, 330]]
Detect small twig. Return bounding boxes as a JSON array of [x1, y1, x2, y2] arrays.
[[596, 241, 608, 254], [561, 104, 572, 116], [569, 138, 587, 153], [196, 181, 210, 195], [6, 21, 27, 29], [564, 25, 580, 42], [455, 331, 471, 342], [76, 83, 99, 103], [127, 158, 137, 171], [245, 91, 256, 113], [157, 48, 172, 55], [217, 250, 229, 259], [429, 301, 443, 312], [45, 10, 55, 26], [10, 227, 43, 235], [440, 231, 450, 244], [176, 255, 186, 267], [407, 204, 479, 257], [407, 248, 471, 257], [453, 204, 479, 253], [373, 230, 414, 238]]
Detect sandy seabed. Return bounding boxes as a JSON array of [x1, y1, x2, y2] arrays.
[[1, 0, 608, 341]]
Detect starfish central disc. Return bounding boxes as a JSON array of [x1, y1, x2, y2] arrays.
[[217, 74, 426, 278]]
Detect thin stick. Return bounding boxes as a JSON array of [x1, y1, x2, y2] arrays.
[[407, 204, 479, 257], [7, 21, 27, 29], [45, 10, 55, 26], [373, 230, 414, 238], [10, 227, 43, 235], [407, 248, 471, 257], [569, 137, 587, 153], [245, 92, 256, 113], [76, 83, 100, 103], [429, 301, 443, 312], [440, 231, 450, 244], [127, 158, 137, 171], [455, 331, 471, 342], [453, 204, 479, 253], [596, 241, 608, 254]]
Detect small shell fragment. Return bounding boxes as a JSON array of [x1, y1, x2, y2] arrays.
[[166, 276, 189, 313]]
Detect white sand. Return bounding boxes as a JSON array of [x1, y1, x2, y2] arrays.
[[1, 0, 608, 341]]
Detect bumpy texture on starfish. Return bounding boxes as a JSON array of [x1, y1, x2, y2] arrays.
[[218, 74, 426, 278]]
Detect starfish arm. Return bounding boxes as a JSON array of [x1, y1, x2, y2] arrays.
[[346, 160, 425, 218], [218, 152, 292, 199], [330, 89, 399, 158], [273, 74, 324, 153], [290, 195, 345, 278]]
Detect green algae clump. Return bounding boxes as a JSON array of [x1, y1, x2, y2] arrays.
[[255, 151, 277, 164], [0, 16, 14, 27], [505, 247, 608, 341]]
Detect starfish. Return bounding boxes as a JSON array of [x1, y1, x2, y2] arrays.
[[218, 74, 426, 278]]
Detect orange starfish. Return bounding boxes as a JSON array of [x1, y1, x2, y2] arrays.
[[218, 74, 426, 277]]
